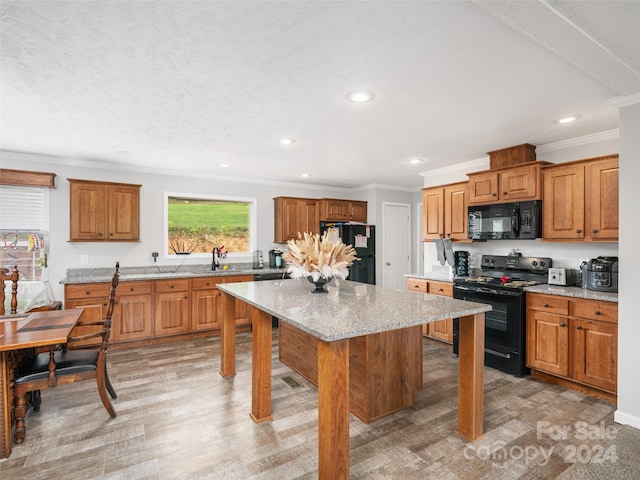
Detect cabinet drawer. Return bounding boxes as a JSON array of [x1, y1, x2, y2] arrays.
[[428, 281, 453, 297], [574, 299, 618, 323], [66, 283, 111, 299], [407, 278, 428, 293], [527, 294, 569, 315], [192, 277, 225, 290], [119, 281, 152, 295], [222, 275, 254, 283], [155, 278, 190, 293]]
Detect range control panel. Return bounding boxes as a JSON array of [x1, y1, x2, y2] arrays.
[[482, 255, 552, 273]]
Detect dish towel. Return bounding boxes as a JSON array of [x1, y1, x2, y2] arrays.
[[443, 237, 455, 266], [435, 238, 446, 265]]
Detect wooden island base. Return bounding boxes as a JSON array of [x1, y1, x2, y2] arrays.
[[279, 321, 423, 423]]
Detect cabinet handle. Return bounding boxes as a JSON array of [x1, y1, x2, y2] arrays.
[[85, 290, 91, 295], [492, 193, 497, 197], [98, 233, 103, 236], [543, 303, 549, 308], [438, 288, 444, 292], [130, 288, 135, 292], [446, 233, 451, 238], [576, 229, 582, 233], [413, 285, 419, 288], [502, 192, 507, 195], [559, 322, 566, 327], [576, 325, 583, 330], [184, 296, 188, 299], [592, 229, 598, 234], [110, 232, 114, 236], [595, 310, 601, 316], [170, 285, 175, 289]]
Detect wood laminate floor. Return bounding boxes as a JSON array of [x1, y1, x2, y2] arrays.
[[1, 330, 637, 479]]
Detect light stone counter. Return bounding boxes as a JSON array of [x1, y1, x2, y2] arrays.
[[524, 284, 618, 302], [218, 278, 490, 342], [405, 272, 454, 282], [60, 264, 288, 284]]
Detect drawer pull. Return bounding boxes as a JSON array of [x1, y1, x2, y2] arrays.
[[130, 288, 135, 292], [576, 325, 583, 330], [413, 285, 419, 288], [559, 322, 566, 327], [85, 290, 91, 295], [170, 285, 175, 289], [592, 229, 598, 234], [576, 229, 582, 234], [543, 303, 549, 308], [438, 288, 444, 292], [595, 310, 601, 315]]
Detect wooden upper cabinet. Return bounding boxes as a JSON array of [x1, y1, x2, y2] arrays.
[[587, 157, 619, 240], [468, 162, 544, 205], [274, 197, 319, 243], [69, 179, 141, 242], [422, 182, 469, 241], [319, 198, 367, 222], [542, 155, 618, 241]]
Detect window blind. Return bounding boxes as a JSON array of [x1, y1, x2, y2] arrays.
[[0, 185, 48, 231]]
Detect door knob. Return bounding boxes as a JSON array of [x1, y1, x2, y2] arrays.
[[386, 262, 391, 266]]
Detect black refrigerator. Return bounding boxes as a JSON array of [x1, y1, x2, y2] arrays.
[[320, 223, 376, 285]]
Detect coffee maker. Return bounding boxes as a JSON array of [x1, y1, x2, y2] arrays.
[[269, 249, 284, 268]]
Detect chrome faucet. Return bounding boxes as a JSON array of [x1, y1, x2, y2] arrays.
[[212, 247, 220, 271]]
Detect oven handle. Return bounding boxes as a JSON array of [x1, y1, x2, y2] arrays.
[[453, 284, 521, 297], [512, 204, 520, 238], [485, 347, 511, 359]]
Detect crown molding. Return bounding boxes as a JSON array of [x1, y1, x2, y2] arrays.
[[608, 93, 640, 108], [536, 129, 619, 153]]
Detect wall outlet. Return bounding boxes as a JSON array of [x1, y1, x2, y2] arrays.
[[80, 254, 89, 264], [152, 252, 159, 263]]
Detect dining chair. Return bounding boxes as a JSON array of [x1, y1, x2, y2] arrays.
[[13, 262, 120, 444], [0, 265, 19, 315]]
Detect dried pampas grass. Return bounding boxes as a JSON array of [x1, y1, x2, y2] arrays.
[[283, 231, 358, 282]]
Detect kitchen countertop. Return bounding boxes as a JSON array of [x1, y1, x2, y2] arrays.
[[524, 284, 618, 302], [405, 272, 454, 282], [60, 264, 289, 284], [218, 279, 490, 342]]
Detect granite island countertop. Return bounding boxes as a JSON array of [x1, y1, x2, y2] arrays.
[[404, 272, 455, 282], [218, 279, 491, 342], [524, 284, 618, 302], [60, 264, 289, 284]]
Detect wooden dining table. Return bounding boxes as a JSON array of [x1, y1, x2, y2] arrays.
[[0, 309, 83, 459]]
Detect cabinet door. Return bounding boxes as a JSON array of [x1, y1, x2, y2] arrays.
[[113, 294, 153, 341], [69, 182, 107, 240], [349, 201, 368, 222], [108, 185, 140, 240], [543, 164, 585, 239], [65, 297, 109, 347], [573, 319, 617, 392], [234, 298, 252, 327], [191, 288, 222, 331], [155, 291, 190, 336], [298, 199, 319, 236], [526, 310, 569, 376], [422, 187, 444, 240], [499, 164, 539, 201], [468, 172, 498, 204], [444, 183, 468, 241], [321, 199, 348, 221], [587, 158, 619, 240]]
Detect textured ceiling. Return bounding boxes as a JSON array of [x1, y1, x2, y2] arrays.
[[1, 0, 639, 189]]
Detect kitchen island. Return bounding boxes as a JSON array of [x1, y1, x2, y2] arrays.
[[218, 279, 491, 479]]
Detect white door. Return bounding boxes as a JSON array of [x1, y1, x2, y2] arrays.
[[382, 202, 411, 290], [416, 203, 424, 276]]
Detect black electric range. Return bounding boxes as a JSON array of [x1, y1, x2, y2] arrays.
[[452, 255, 551, 376]]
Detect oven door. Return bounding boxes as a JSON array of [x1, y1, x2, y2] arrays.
[[453, 285, 526, 376]]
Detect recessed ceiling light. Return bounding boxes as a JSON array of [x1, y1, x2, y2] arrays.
[[346, 90, 375, 103], [220, 163, 230, 168], [557, 115, 580, 124], [280, 137, 296, 145], [408, 157, 425, 165], [301, 173, 311, 178]]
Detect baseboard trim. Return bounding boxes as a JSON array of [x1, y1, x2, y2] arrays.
[[614, 410, 640, 430]]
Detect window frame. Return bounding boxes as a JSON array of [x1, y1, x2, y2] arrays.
[[163, 191, 257, 260]]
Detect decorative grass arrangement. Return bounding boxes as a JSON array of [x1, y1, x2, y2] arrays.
[[283, 231, 358, 282]]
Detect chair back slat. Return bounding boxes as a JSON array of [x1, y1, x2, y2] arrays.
[[0, 265, 19, 315], [101, 262, 120, 352]]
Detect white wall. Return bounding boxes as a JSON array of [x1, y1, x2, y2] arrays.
[[615, 101, 640, 429], [1, 152, 384, 301]]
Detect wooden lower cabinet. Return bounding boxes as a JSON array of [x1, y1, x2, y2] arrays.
[[279, 321, 422, 423], [526, 293, 617, 399], [406, 278, 454, 344], [112, 281, 153, 341], [65, 274, 254, 347]]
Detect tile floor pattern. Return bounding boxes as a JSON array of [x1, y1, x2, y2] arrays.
[[0, 331, 637, 479]]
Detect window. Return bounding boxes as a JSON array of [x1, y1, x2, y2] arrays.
[[0, 185, 49, 281], [164, 192, 256, 258]]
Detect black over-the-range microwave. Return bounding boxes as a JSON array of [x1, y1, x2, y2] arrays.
[[468, 200, 542, 240]]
